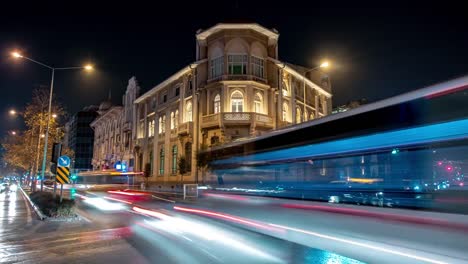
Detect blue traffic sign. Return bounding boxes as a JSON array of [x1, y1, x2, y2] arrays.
[[58, 155, 71, 167]]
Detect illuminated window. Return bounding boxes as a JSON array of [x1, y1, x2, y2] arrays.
[[175, 110, 179, 128], [171, 112, 175, 130], [148, 120, 155, 137], [296, 107, 302, 123], [213, 94, 221, 114], [138, 121, 144, 138], [228, 54, 247, 75], [282, 102, 288, 122], [231, 91, 244, 112], [210, 56, 224, 78], [158, 117, 162, 134], [161, 116, 166, 133], [251, 56, 264, 78], [254, 92, 263, 113], [186, 102, 192, 122], [304, 110, 309, 121], [310, 112, 315, 120]]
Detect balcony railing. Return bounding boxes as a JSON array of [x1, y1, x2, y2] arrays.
[[177, 121, 193, 135], [201, 112, 273, 128], [207, 74, 267, 84]]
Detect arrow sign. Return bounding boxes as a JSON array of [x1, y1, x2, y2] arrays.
[[58, 155, 71, 167]]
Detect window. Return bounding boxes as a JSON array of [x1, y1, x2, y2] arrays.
[[185, 142, 192, 171], [171, 111, 178, 129], [159, 147, 164, 175], [231, 91, 244, 112], [282, 102, 288, 122], [148, 120, 155, 137], [304, 110, 309, 122], [214, 94, 221, 114], [172, 145, 178, 174], [185, 102, 192, 122], [228, 54, 247, 75], [296, 107, 302, 123], [310, 112, 315, 120], [254, 92, 263, 113], [210, 56, 224, 78], [138, 121, 144, 138], [163, 94, 167, 103], [251, 56, 264, 78], [211, 135, 219, 145], [175, 87, 180, 96], [158, 117, 163, 134]]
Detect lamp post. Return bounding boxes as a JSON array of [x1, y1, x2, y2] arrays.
[[302, 61, 329, 121], [12, 51, 93, 191]]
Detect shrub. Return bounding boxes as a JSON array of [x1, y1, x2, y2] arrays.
[[30, 191, 76, 218]]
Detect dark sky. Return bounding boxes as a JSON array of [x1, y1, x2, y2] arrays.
[[1, 0, 467, 135]]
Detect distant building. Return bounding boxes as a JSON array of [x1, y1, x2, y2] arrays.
[[65, 105, 99, 171], [91, 77, 140, 171], [332, 98, 368, 114]]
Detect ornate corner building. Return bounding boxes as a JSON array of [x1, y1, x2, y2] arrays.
[[91, 23, 332, 185], [90, 77, 140, 171]]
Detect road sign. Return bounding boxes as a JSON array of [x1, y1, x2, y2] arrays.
[[58, 155, 71, 167], [56, 166, 71, 184]]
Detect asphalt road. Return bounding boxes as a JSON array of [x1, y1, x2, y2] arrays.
[[1, 188, 366, 264]]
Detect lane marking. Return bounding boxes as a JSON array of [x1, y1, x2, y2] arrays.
[[151, 195, 176, 203]]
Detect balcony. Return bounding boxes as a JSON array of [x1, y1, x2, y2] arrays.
[[178, 121, 193, 135], [207, 74, 267, 84], [201, 112, 273, 129]]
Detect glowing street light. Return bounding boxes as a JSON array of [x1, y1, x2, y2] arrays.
[[52, 113, 57, 118], [11, 131, 17, 135], [9, 109, 17, 115], [12, 51, 22, 58], [320, 61, 330, 68], [10, 50, 94, 192], [40, 134, 45, 138]]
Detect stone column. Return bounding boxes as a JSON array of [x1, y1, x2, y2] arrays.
[[315, 94, 319, 118], [290, 76, 296, 123], [153, 111, 159, 179]]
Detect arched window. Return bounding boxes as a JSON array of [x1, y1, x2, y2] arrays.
[[186, 102, 192, 122], [148, 120, 155, 137], [185, 142, 192, 171], [282, 102, 288, 122], [170, 112, 175, 130], [231, 91, 244, 112], [304, 110, 309, 122], [172, 145, 178, 174], [175, 110, 179, 128], [162, 116, 166, 133], [158, 117, 162, 134], [254, 92, 263, 113], [159, 147, 165, 175], [214, 94, 221, 114], [296, 107, 302, 123], [310, 112, 315, 120]]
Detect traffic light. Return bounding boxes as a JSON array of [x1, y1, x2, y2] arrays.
[[70, 188, 76, 200]]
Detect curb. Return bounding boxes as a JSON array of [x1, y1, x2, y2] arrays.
[[19, 186, 47, 220]]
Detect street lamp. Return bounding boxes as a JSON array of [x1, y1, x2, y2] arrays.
[[52, 113, 57, 119], [302, 61, 330, 122], [11, 51, 93, 191], [9, 109, 17, 115], [11, 131, 17, 135]]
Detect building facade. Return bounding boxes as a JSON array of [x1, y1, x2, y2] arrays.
[[132, 23, 333, 185], [65, 106, 99, 171], [91, 77, 140, 171]]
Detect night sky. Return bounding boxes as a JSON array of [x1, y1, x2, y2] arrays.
[[1, 1, 467, 135]]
